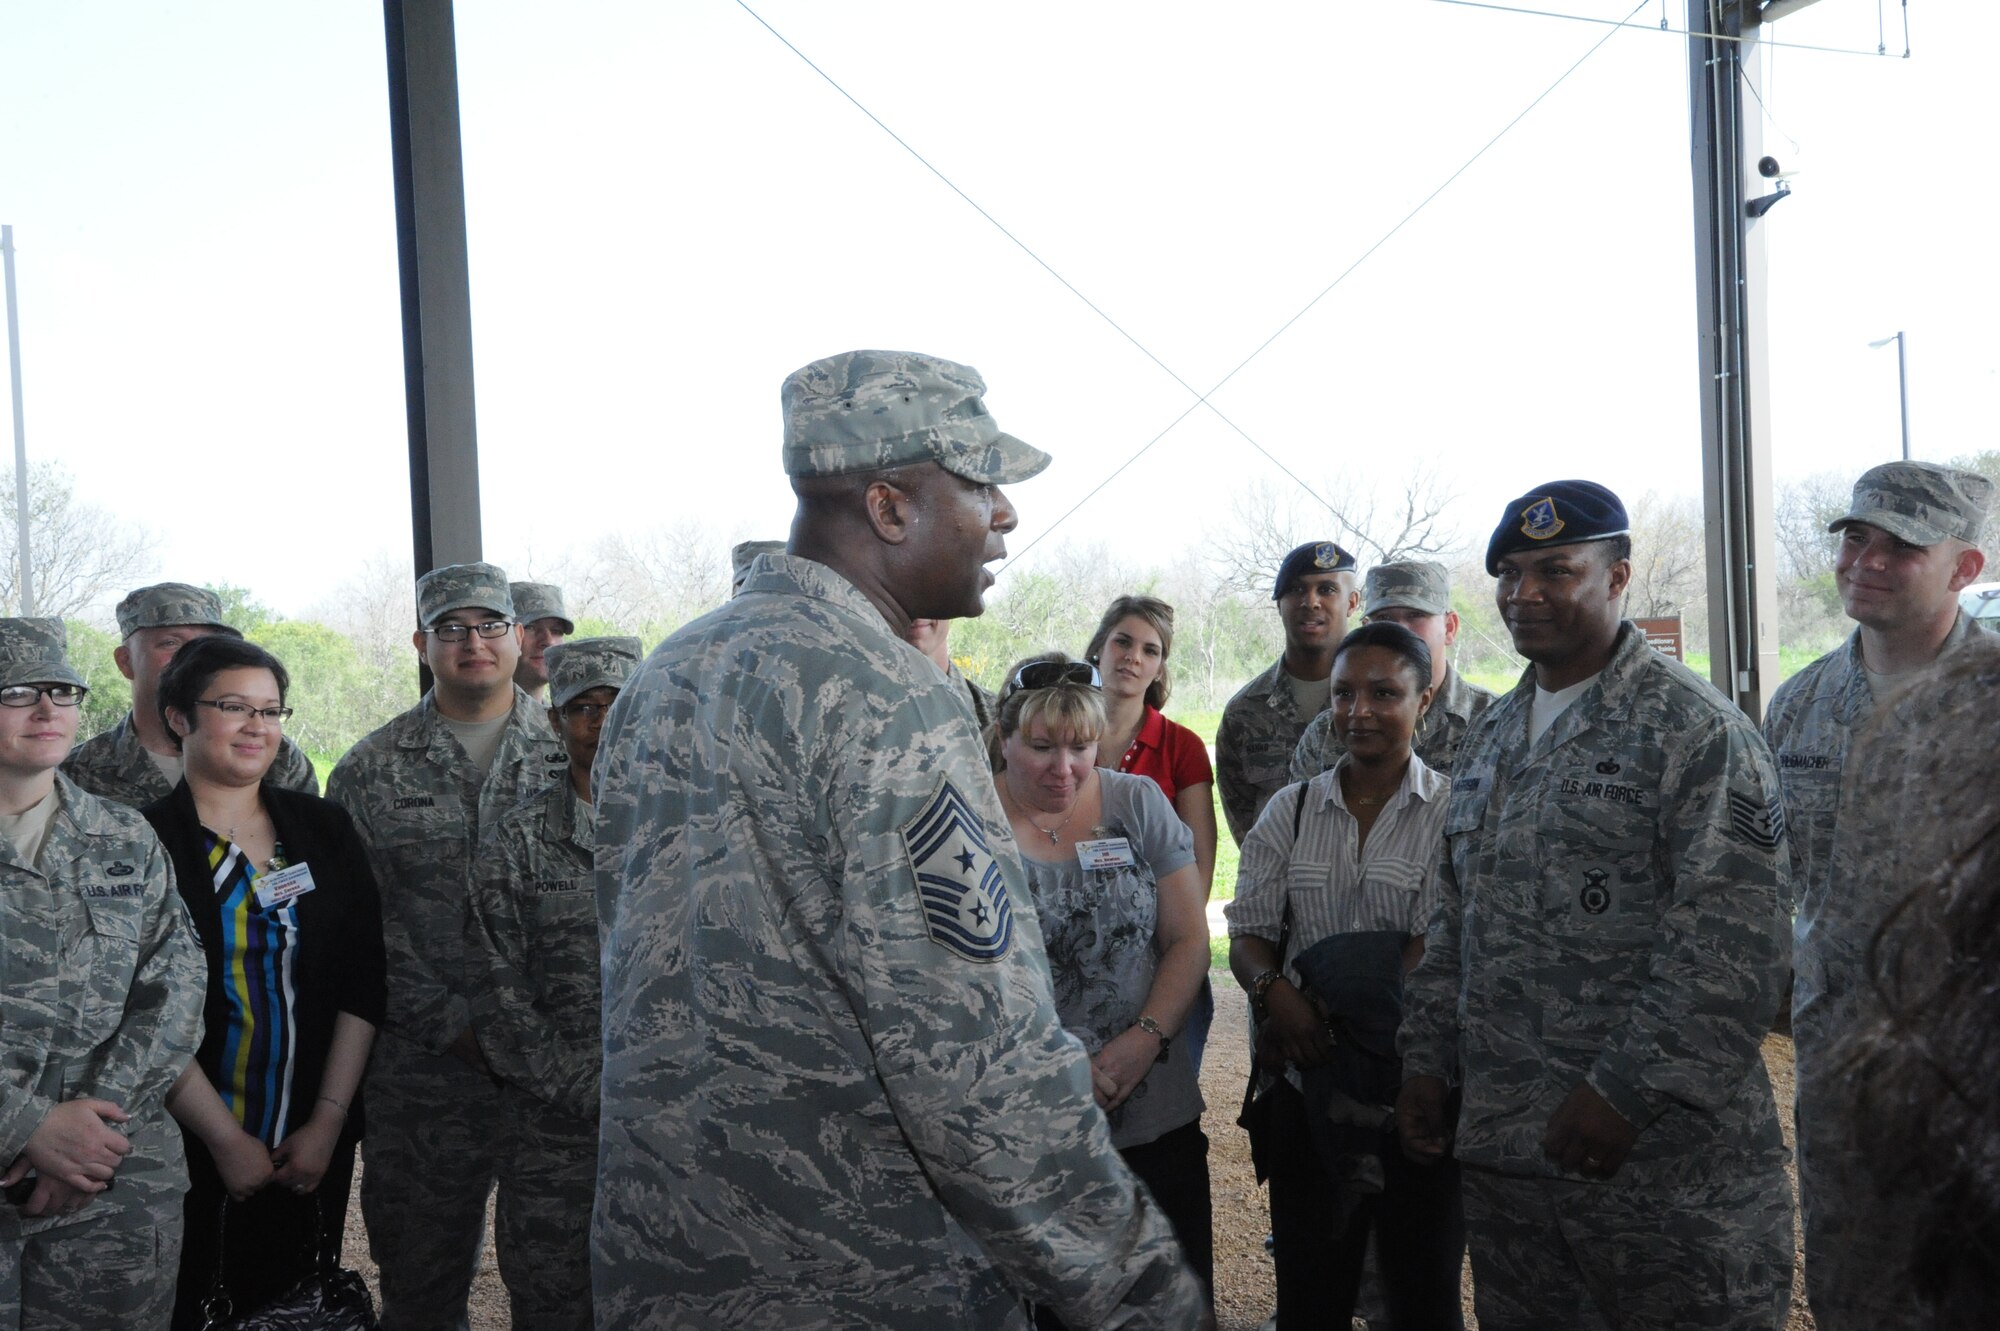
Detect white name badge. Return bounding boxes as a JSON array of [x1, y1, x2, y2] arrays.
[[255, 862, 317, 910], [1075, 837, 1136, 872]]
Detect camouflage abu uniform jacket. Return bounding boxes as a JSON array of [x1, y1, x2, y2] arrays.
[[1762, 610, 1983, 1023], [1398, 623, 1791, 1187], [1216, 657, 1318, 844], [64, 712, 319, 806], [945, 660, 998, 732], [592, 555, 1204, 1331], [326, 689, 567, 1054], [0, 776, 205, 1241], [1288, 664, 1498, 782], [467, 778, 598, 1120]]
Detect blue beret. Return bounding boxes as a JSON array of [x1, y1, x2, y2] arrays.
[[1273, 540, 1357, 600], [1485, 480, 1630, 575]]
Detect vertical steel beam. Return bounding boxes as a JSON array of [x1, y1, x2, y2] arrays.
[[1688, 1, 1780, 718], [384, 0, 482, 587]]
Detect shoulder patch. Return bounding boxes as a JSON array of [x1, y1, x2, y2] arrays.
[[1728, 789, 1786, 850], [903, 778, 1013, 963]]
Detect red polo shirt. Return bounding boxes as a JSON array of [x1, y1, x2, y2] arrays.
[[1115, 706, 1214, 804]]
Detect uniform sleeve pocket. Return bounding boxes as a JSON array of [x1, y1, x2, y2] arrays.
[[82, 899, 143, 943]]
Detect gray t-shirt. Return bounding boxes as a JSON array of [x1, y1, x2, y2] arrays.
[[1016, 769, 1203, 1150]]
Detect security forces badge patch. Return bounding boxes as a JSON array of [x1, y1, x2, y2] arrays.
[[1520, 496, 1565, 541], [1313, 541, 1342, 568], [904, 777, 1015, 962]]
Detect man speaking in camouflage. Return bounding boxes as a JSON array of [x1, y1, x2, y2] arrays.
[[592, 350, 1207, 1330], [1762, 460, 1992, 1331], [1396, 481, 1795, 1330]]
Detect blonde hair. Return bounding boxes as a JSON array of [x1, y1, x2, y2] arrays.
[[1084, 595, 1176, 711], [988, 651, 1106, 771]]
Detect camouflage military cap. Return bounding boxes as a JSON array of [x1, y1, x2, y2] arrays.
[[1828, 460, 1994, 546], [0, 617, 87, 689], [1364, 559, 1452, 617], [546, 635, 642, 708], [115, 582, 232, 639], [509, 581, 574, 633], [731, 540, 787, 593], [416, 561, 514, 628], [781, 349, 1052, 485]]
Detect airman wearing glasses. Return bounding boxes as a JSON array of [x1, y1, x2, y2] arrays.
[[0, 617, 205, 1330], [592, 350, 1209, 1330], [63, 582, 319, 807], [324, 561, 568, 1331], [463, 635, 641, 1331]]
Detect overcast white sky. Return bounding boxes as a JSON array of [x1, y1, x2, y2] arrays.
[[2, 1, 1993, 621]]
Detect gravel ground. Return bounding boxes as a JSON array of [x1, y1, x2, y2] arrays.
[[338, 975, 1816, 1330]]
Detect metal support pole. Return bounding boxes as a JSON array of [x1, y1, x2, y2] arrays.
[[1, 225, 31, 616], [1895, 331, 1910, 460], [1687, 1, 1780, 719], [384, 0, 483, 587]]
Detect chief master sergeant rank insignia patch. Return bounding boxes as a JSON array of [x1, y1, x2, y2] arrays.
[[904, 777, 1015, 962]]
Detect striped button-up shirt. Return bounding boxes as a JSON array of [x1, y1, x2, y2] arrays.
[[1225, 753, 1449, 974]]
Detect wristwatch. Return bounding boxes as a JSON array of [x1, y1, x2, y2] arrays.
[[1250, 968, 1283, 1017], [1135, 1014, 1171, 1062]]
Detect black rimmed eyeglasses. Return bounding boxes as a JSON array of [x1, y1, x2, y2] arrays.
[[1008, 661, 1102, 693], [423, 620, 515, 643], [194, 699, 295, 724], [0, 684, 86, 709]]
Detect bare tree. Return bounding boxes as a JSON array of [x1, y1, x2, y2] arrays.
[[560, 520, 730, 635], [1623, 490, 1707, 620], [1209, 468, 1462, 595], [0, 463, 156, 618]]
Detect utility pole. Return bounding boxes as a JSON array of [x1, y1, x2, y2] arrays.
[[1869, 331, 1911, 460], [1, 225, 31, 616]]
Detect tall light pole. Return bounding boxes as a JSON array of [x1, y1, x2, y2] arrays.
[[1, 225, 31, 615], [1868, 331, 1910, 461]]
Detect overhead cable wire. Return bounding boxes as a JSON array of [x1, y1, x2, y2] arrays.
[[735, 0, 1644, 570], [1432, 0, 1908, 57], [732, 0, 1343, 536]]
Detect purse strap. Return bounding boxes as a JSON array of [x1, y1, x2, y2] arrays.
[[1235, 782, 1304, 1122], [199, 1188, 337, 1329]]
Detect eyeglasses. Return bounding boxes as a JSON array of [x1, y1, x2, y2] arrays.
[[559, 701, 613, 720], [0, 684, 86, 709], [423, 620, 514, 643], [194, 699, 295, 724], [1008, 661, 1102, 693]]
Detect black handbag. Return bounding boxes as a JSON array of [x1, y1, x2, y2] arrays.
[[200, 1198, 379, 1331]]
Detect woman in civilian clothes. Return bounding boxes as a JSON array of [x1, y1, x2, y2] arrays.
[[989, 654, 1212, 1326], [1084, 596, 1217, 894], [1225, 622, 1465, 1330], [142, 636, 386, 1330]]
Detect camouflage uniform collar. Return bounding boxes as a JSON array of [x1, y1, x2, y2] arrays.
[[741, 555, 908, 635], [1836, 607, 1983, 712], [50, 771, 127, 840], [1239, 657, 1292, 709], [1434, 665, 1483, 721], [102, 711, 148, 763], [396, 686, 549, 751]]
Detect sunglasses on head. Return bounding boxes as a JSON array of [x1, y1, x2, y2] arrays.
[[1009, 661, 1101, 693]]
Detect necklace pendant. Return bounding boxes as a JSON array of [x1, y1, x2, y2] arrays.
[[1045, 827, 1060, 843]]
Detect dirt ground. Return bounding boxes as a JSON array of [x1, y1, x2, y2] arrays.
[[339, 973, 1816, 1329]]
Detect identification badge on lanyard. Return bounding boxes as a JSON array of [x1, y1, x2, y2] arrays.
[[1075, 837, 1137, 872], [255, 861, 316, 910]]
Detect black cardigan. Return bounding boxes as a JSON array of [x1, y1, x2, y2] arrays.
[[143, 780, 388, 1139]]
